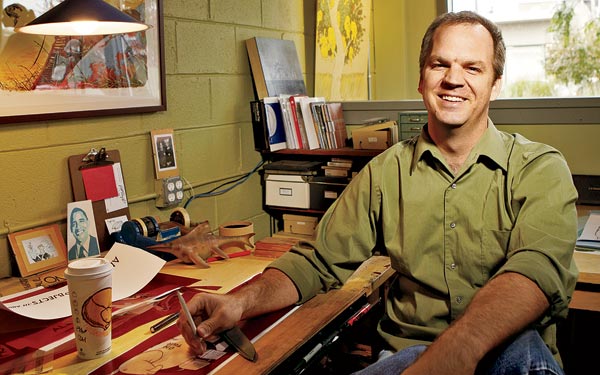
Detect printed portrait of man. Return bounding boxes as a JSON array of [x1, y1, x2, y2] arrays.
[[67, 204, 100, 260]]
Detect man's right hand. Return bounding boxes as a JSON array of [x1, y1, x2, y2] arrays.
[[177, 292, 243, 355], [177, 268, 300, 356]]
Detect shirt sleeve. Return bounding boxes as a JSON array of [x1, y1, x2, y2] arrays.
[[268, 162, 382, 304], [494, 145, 579, 323]]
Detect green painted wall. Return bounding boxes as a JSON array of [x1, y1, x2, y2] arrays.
[[371, 0, 438, 99], [0, 0, 315, 278]]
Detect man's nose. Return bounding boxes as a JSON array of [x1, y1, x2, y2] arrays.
[[444, 64, 465, 86]]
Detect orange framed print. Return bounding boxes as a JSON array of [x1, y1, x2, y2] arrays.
[[8, 224, 68, 277], [151, 128, 179, 179]]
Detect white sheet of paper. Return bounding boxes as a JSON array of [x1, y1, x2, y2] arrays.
[[0, 243, 165, 320], [105, 163, 128, 213], [578, 212, 600, 241], [106, 243, 166, 300], [105, 215, 129, 234]]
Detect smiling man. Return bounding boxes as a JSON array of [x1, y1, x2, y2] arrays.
[[418, 17, 504, 175], [178, 11, 578, 375]]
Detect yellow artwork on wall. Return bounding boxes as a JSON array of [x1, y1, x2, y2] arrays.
[[315, 0, 371, 101]]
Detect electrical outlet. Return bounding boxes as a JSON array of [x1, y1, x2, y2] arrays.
[[156, 176, 184, 207]]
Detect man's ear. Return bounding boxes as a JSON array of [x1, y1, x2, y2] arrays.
[[418, 77, 424, 95], [490, 77, 503, 101]]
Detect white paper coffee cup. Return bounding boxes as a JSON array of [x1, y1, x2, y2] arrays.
[[64, 258, 113, 359]]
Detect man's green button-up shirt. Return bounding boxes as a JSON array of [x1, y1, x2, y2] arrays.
[[269, 121, 578, 356]]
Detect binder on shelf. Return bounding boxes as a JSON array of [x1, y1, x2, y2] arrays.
[[250, 100, 268, 152], [263, 98, 287, 152]]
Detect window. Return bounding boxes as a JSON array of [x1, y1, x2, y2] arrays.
[[445, 0, 600, 124]]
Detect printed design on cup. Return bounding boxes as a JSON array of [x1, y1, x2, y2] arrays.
[[82, 287, 112, 331]]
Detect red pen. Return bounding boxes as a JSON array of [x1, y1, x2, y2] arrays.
[[346, 301, 376, 327]]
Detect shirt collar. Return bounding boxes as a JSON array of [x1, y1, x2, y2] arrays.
[[411, 118, 508, 174]]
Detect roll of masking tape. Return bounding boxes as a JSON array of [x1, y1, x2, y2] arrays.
[[170, 207, 191, 227], [219, 221, 254, 244]]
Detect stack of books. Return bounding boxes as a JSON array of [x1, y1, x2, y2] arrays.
[[321, 158, 353, 178], [250, 96, 348, 152]]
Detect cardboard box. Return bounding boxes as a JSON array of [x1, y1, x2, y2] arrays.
[[265, 174, 311, 209], [352, 121, 398, 150], [283, 214, 318, 236]]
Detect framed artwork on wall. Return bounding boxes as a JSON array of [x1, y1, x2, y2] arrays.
[[0, 0, 166, 124], [314, 0, 371, 101], [8, 224, 68, 277]]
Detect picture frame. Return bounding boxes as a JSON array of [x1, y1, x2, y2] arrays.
[[151, 128, 179, 179], [0, 0, 166, 125], [8, 224, 68, 277]]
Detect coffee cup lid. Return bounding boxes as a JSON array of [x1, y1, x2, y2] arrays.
[[65, 258, 112, 277]]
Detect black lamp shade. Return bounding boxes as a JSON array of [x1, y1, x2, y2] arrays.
[[15, 0, 149, 36]]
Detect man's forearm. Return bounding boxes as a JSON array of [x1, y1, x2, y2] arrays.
[[235, 268, 300, 320], [405, 272, 549, 374]]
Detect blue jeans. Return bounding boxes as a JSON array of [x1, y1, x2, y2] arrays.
[[352, 330, 564, 375]]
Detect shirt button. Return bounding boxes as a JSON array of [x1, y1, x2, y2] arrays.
[[451, 183, 457, 189], [450, 222, 456, 229], [450, 263, 457, 270], [456, 296, 463, 304]]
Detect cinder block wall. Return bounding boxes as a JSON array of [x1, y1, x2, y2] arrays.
[[0, 0, 316, 278]]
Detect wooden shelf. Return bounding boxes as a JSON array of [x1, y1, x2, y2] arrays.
[[262, 147, 382, 234], [264, 147, 382, 158]]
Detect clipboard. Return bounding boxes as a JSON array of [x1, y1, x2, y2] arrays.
[[68, 149, 130, 252]]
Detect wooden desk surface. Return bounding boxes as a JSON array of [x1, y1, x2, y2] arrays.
[[219, 256, 393, 374], [573, 252, 600, 285]]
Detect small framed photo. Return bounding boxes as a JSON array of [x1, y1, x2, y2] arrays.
[[8, 224, 68, 277], [151, 129, 179, 179]]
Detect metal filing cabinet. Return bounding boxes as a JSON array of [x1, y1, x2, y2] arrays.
[[398, 111, 427, 140]]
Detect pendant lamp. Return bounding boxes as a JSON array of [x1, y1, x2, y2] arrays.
[[15, 0, 149, 36]]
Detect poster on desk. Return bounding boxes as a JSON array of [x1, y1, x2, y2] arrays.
[[90, 303, 295, 375], [0, 273, 200, 375]]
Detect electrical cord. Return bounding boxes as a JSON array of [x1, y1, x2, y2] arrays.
[[183, 159, 265, 209]]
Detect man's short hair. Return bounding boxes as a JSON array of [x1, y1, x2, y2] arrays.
[[70, 207, 88, 224], [419, 11, 506, 81]]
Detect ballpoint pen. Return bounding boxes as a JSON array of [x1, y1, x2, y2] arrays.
[[150, 311, 180, 333]]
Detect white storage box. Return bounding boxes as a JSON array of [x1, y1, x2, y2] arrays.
[[265, 174, 311, 209]]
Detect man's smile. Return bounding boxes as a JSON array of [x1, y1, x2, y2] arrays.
[[441, 95, 466, 102]]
